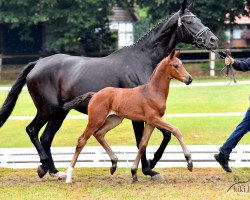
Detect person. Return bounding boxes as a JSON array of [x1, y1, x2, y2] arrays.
[[214, 56, 250, 172]]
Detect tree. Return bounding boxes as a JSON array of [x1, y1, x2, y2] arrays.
[[0, 0, 116, 54], [136, 0, 250, 47]]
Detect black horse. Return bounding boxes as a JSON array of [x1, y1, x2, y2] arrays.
[[0, 0, 218, 180]]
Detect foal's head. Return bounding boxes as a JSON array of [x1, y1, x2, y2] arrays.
[[166, 50, 192, 85]]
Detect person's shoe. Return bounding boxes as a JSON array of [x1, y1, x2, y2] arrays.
[[214, 153, 232, 173]]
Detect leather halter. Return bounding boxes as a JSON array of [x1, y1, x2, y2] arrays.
[[177, 12, 210, 48]]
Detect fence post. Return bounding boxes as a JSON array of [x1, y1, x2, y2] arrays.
[[210, 52, 215, 76]]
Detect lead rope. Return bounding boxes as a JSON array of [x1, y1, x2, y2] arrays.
[[218, 50, 237, 84]]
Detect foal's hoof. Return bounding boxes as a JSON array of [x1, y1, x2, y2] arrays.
[[50, 171, 67, 180], [151, 174, 165, 181], [187, 162, 193, 172], [37, 165, 48, 178], [110, 166, 117, 175]]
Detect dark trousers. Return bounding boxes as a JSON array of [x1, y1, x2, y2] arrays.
[[219, 107, 250, 159]]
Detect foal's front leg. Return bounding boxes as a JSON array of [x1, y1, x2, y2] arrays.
[[131, 124, 155, 182], [153, 117, 193, 171], [132, 121, 163, 180], [148, 128, 171, 169]]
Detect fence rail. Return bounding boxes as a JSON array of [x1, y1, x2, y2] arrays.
[[1, 145, 250, 169]]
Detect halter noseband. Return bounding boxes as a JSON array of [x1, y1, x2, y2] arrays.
[[177, 13, 210, 48]]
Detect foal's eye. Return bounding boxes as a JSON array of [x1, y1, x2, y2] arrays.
[[186, 21, 192, 24], [173, 64, 179, 69]]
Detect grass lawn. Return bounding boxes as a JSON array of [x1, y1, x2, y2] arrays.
[[1, 117, 250, 148], [0, 79, 249, 147], [1, 168, 250, 200], [1, 79, 250, 200], [0, 80, 249, 115]]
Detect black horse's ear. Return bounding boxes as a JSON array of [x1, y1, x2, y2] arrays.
[[170, 49, 176, 59], [188, 0, 195, 12], [181, 0, 187, 14]]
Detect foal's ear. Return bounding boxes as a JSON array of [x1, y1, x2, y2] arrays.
[[170, 49, 176, 59], [181, 0, 187, 14], [187, 0, 195, 12], [175, 50, 181, 58]]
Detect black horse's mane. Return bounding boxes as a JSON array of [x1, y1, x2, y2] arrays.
[[129, 12, 176, 48], [110, 12, 177, 55]]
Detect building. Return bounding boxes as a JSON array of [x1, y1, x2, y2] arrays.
[[225, 15, 250, 48], [0, 5, 138, 65], [109, 5, 138, 49]]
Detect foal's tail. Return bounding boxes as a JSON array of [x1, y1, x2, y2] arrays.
[[63, 92, 95, 111], [0, 61, 38, 127]]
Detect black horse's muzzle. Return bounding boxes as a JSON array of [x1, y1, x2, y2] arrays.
[[185, 76, 193, 85], [197, 29, 219, 50]]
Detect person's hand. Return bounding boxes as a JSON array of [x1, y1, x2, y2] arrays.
[[225, 56, 234, 65]]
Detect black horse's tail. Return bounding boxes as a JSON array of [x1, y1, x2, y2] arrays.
[[63, 92, 95, 111], [0, 61, 38, 127]]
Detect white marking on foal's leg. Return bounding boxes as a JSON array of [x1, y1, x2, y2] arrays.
[[66, 166, 74, 183]]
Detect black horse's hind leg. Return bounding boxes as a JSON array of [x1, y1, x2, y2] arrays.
[[40, 111, 68, 175], [26, 113, 50, 177], [132, 121, 161, 179], [148, 129, 171, 169]]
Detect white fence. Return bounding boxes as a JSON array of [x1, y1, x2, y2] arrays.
[[0, 145, 250, 169]]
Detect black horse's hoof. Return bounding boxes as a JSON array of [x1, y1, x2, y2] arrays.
[[37, 165, 48, 178], [110, 166, 117, 175], [187, 162, 193, 172], [142, 167, 160, 178], [151, 174, 164, 181], [131, 177, 138, 183]]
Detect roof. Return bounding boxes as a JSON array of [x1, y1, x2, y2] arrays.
[[234, 15, 250, 24], [109, 5, 139, 23]]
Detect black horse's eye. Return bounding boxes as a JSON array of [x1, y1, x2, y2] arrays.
[[186, 21, 192, 24], [173, 64, 179, 69]]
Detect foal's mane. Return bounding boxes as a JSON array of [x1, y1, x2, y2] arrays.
[[147, 56, 170, 82]]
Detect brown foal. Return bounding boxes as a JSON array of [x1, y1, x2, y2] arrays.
[[64, 50, 193, 183]]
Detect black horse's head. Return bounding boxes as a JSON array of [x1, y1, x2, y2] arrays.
[[176, 0, 218, 50]]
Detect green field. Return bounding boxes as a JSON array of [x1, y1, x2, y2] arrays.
[[0, 80, 250, 147]]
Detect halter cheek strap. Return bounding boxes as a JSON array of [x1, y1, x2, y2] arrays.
[[193, 26, 210, 46], [177, 13, 210, 48]]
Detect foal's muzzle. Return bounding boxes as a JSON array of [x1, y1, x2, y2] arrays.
[[185, 76, 193, 85]]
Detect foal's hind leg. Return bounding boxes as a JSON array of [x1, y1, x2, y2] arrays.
[[66, 121, 105, 183], [94, 115, 123, 175]]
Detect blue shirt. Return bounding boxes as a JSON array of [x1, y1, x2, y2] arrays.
[[233, 58, 250, 71]]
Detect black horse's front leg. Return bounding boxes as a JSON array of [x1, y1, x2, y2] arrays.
[[148, 129, 171, 169], [132, 121, 163, 180]]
